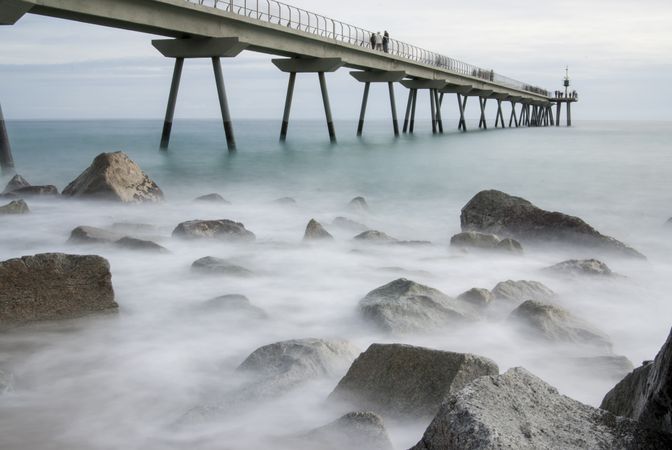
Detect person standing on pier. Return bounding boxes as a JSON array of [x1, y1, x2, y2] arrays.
[[375, 32, 383, 51], [383, 31, 390, 53], [370, 32, 376, 50]]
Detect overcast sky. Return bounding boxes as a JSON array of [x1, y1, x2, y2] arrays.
[[1, 0, 671, 120]]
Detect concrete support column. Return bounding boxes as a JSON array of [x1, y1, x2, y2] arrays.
[[356, 81, 370, 137], [212, 57, 236, 151], [478, 97, 488, 129], [556, 102, 562, 127], [388, 82, 399, 137], [318, 72, 336, 143], [280, 72, 297, 141], [430, 89, 437, 134], [434, 90, 444, 133], [160, 57, 184, 150], [548, 106, 555, 126], [402, 89, 413, 133], [0, 102, 15, 173], [567, 102, 572, 127], [509, 102, 516, 127], [457, 94, 467, 132], [409, 89, 418, 133]]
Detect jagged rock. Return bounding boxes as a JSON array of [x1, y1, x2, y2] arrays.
[[348, 196, 369, 212], [303, 219, 333, 241], [293, 412, 394, 450], [0, 369, 14, 394], [11, 185, 59, 196], [194, 193, 230, 204], [68, 226, 124, 244], [353, 230, 398, 243], [172, 219, 255, 241], [545, 259, 613, 277], [114, 237, 168, 253], [411, 367, 672, 450], [0, 253, 117, 325], [329, 344, 498, 419], [601, 327, 672, 434], [457, 287, 495, 308], [2, 174, 30, 194], [199, 294, 266, 319], [492, 280, 556, 303], [450, 231, 501, 249], [460, 190, 645, 258], [191, 257, 253, 276], [359, 278, 478, 333], [509, 300, 612, 351], [274, 197, 296, 205], [332, 217, 367, 233], [62, 152, 163, 203], [0, 199, 29, 215]]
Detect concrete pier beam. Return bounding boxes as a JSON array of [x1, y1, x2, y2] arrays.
[[212, 57, 236, 151], [356, 81, 370, 137], [318, 72, 336, 143], [160, 57, 184, 149], [388, 82, 400, 137], [0, 0, 31, 25], [409, 89, 418, 133], [0, 102, 15, 173], [402, 89, 413, 133], [430, 89, 437, 134], [280, 72, 297, 141]]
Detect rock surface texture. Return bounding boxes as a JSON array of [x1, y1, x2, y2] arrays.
[[172, 219, 255, 241], [2, 174, 30, 194], [450, 231, 523, 253], [191, 257, 253, 276], [303, 219, 334, 241], [329, 344, 498, 419], [69, 226, 124, 244], [0, 199, 29, 215], [348, 196, 369, 212], [411, 367, 672, 450], [10, 185, 59, 197], [457, 288, 495, 308], [62, 152, 163, 203], [492, 280, 556, 303], [294, 412, 393, 450], [353, 230, 398, 243], [460, 190, 644, 258], [0, 253, 117, 325], [545, 258, 614, 277]]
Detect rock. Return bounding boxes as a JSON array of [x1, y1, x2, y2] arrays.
[[294, 412, 394, 450], [359, 278, 478, 333], [62, 152, 163, 203], [509, 300, 612, 351], [460, 190, 645, 259], [457, 287, 495, 308], [545, 258, 613, 277], [10, 185, 59, 197], [332, 216, 367, 233], [353, 230, 398, 243], [68, 226, 124, 244], [348, 196, 369, 212], [0, 253, 117, 325], [0, 369, 14, 394], [496, 237, 524, 253], [329, 344, 498, 419], [194, 193, 230, 204], [601, 327, 672, 434], [0, 199, 29, 215], [411, 367, 672, 450], [492, 280, 556, 303], [200, 294, 266, 319], [303, 219, 333, 241], [450, 231, 501, 249], [191, 257, 253, 276], [172, 219, 255, 241], [114, 237, 168, 253], [273, 197, 296, 205], [2, 174, 30, 194], [111, 222, 157, 234]]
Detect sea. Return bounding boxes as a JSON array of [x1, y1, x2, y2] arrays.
[[1, 119, 671, 449]]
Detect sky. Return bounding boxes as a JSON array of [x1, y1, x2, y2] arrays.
[[0, 0, 671, 120]]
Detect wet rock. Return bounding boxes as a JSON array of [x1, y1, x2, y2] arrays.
[[460, 190, 645, 259], [496, 237, 524, 253], [200, 294, 266, 319], [348, 196, 369, 212], [509, 300, 613, 351], [303, 219, 334, 241], [2, 174, 30, 194], [62, 152, 163, 203], [0, 199, 29, 215], [359, 278, 478, 333], [450, 231, 501, 249], [411, 367, 672, 450], [294, 412, 394, 450], [329, 344, 498, 419], [601, 327, 672, 434], [0, 253, 117, 325], [172, 219, 255, 241], [68, 226, 124, 244], [332, 216, 367, 233], [545, 258, 613, 277], [492, 280, 556, 303], [191, 257, 253, 277], [11, 185, 59, 197], [195, 193, 230, 204], [115, 237, 168, 253], [353, 230, 398, 243], [457, 287, 495, 308], [0, 369, 14, 394]]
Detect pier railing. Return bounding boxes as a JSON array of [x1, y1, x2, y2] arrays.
[[190, 0, 549, 97]]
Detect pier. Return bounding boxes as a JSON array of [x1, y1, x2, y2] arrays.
[[0, 0, 578, 169]]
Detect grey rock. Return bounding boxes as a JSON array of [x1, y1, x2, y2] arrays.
[[332, 216, 367, 233], [194, 193, 230, 204], [601, 327, 672, 434], [0, 199, 29, 215], [11, 185, 59, 197], [359, 278, 478, 333], [172, 219, 255, 241], [348, 196, 369, 212], [545, 258, 613, 277], [68, 226, 124, 244], [0, 253, 117, 325], [457, 287, 495, 308], [492, 280, 556, 303], [200, 294, 266, 319], [62, 152, 163, 203], [450, 231, 501, 249], [509, 300, 613, 351], [294, 412, 394, 450], [496, 237, 524, 253], [329, 343, 498, 419], [353, 230, 398, 243], [114, 237, 168, 253], [303, 219, 334, 241], [191, 257, 253, 277], [411, 367, 672, 450], [2, 174, 30, 194], [461, 190, 645, 259]]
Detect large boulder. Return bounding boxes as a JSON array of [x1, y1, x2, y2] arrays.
[[191, 256, 253, 277], [601, 327, 672, 434], [172, 219, 255, 241], [460, 190, 644, 258], [359, 278, 478, 333], [0, 199, 29, 215], [411, 367, 672, 450], [492, 280, 556, 303], [545, 259, 614, 277], [509, 300, 612, 351], [293, 412, 394, 450], [62, 152, 163, 203], [329, 344, 498, 419], [2, 174, 30, 194], [0, 253, 117, 325], [303, 219, 334, 241]]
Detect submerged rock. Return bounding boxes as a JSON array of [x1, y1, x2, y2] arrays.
[[62, 152, 163, 203], [273, 197, 296, 205], [348, 196, 369, 212], [509, 300, 613, 351], [332, 216, 367, 233], [2, 174, 30, 194], [0, 253, 117, 325], [460, 190, 645, 258], [457, 287, 495, 308], [191, 257, 253, 276], [194, 193, 230, 204], [172, 219, 255, 241], [68, 226, 124, 244], [293, 412, 394, 450], [0, 199, 29, 215], [329, 344, 498, 419], [359, 278, 478, 333], [303, 219, 334, 241], [353, 230, 398, 243], [492, 279, 556, 303], [11, 185, 59, 197], [199, 294, 266, 319], [601, 327, 672, 434], [411, 367, 672, 450], [545, 258, 614, 277], [115, 237, 168, 253]]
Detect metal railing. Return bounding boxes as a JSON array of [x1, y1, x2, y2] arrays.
[[190, 0, 549, 97]]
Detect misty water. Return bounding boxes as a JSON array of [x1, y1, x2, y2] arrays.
[[1, 119, 671, 449]]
